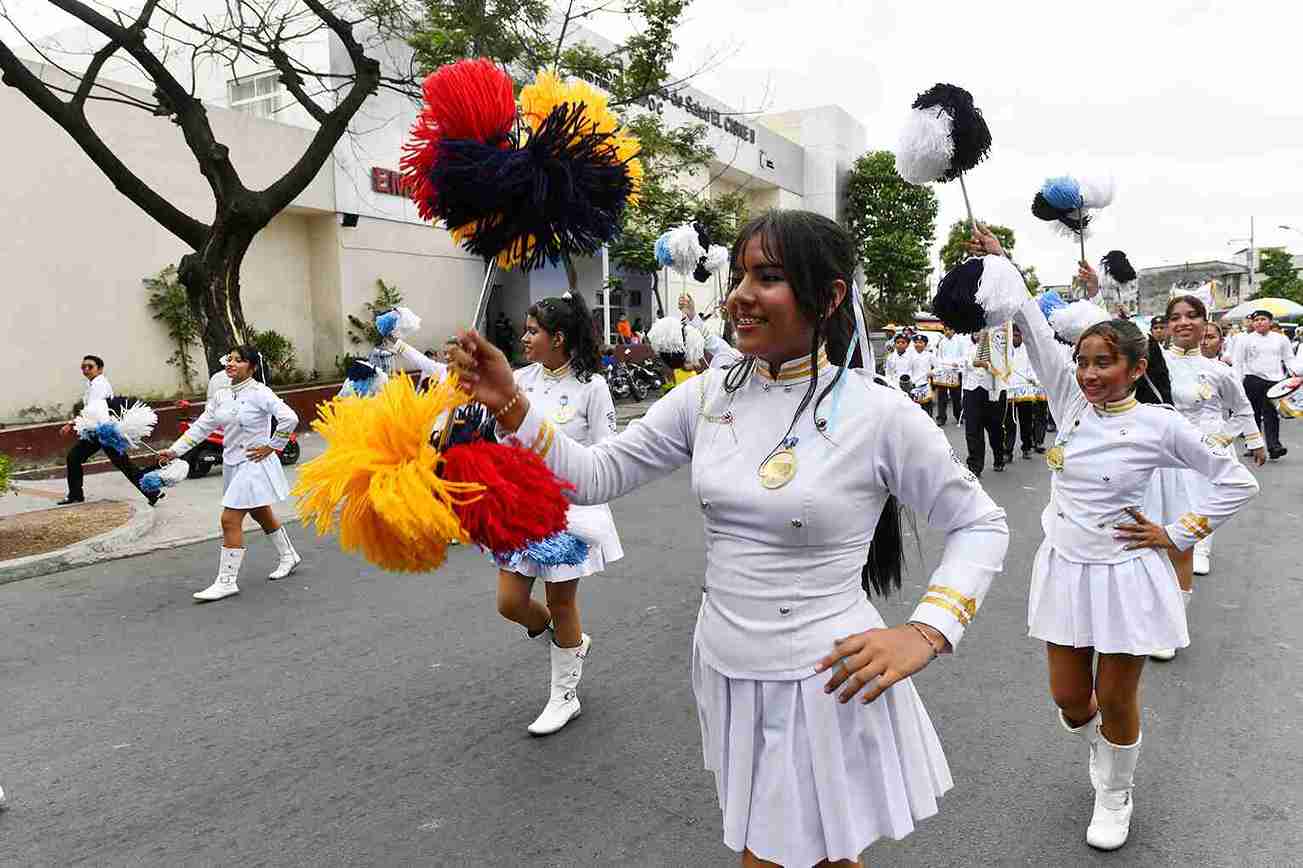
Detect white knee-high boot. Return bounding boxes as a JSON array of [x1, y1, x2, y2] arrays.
[[1193, 533, 1212, 575], [1086, 733, 1141, 850], [267, 527, 301, 580], [528, 634, 591, 736], [1060, 708, 1101, 789], [194, 546, 244, 602]]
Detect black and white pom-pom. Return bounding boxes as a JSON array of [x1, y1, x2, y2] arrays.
[[647, 316, 705, 367], [896, 83, 992, 185], [932, 254, 1030, 333], [1101, 250, 1137, 285]]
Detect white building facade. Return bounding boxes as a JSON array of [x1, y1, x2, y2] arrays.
[[1, 15, 865, 423]]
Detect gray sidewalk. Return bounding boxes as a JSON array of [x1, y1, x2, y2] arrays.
[[3, 397, 657, 570]]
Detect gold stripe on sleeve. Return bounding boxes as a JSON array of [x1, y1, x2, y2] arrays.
[[925, 584, 977, 618], [920, 595, 972, 626]]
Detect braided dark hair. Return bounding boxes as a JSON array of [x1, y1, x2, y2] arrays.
[[725, 209, 905, 598], [528, 293, 602, 382]]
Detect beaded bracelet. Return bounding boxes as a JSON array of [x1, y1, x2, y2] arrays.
[[493, 389, 522, 422], [907, 622, 942, 660]]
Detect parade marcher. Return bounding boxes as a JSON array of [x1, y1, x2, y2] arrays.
[[58, 355, 160, 507], [961, 331, 1008, 475], [1148, 315, 1169, 349], [1144, 294, 1265, 660], [158, 346, 301, 602], [1007, 324, 1048, 459], [452, 210, 1008, 867], [493, 292, 623, 736], [968, 226, 1258, 851], [884, 333, 912, 383], [1202, 322, 1229, 363], [933, 326, 966, 425], [909, 333, 936, 418], [1232, 310, 1296, 460]]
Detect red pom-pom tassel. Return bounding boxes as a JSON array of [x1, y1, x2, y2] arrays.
[[441, 441, 572, 554], [401, 59, 516, 222]]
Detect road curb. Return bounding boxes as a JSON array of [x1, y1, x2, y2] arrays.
[[0, 499, 158, 585]]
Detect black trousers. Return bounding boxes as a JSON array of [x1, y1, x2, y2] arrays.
[[934, 385, 962, 423], [963, 388, 1007, 474], [1011, 400, 1048, 452], [66, 439, 144, 500], [1243, 375, 1282, 452]]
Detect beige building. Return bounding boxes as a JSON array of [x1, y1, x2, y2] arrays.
[[1, 17, 865, 424]]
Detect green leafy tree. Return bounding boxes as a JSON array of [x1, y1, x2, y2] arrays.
[[347, 279, 406, 348], [144, 265, 202, 395], [845, 151, 938, 326], [1022, 265, 1041, 292], [1252, 247, 1303, 304], [0, 453, 13, 495], [938, 219, 1016, 272]]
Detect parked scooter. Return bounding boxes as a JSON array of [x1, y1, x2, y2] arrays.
[[628, 358, 666, 396], [175, 399, 301, 479], [603, 357, 648, 402]]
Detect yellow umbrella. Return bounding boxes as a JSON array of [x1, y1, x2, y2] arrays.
[[1223, 298, 1303, 319]]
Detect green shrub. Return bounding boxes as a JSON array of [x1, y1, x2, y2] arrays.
[[347, 279, 405, 348], [248, 328, 304, 386], [0, 453, 13, 495], [144, 265, 201, 394]]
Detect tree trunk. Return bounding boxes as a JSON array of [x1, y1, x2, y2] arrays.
[[651, 270, 664, 318], [177, 221, 259, 375]]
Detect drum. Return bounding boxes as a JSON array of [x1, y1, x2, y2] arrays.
[[1008, 383, 1044, 403], [1268, 376, 1303, 418], [910, 384, 934, 404], [931, 367, 961, 388]]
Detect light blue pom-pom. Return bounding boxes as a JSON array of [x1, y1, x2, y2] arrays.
[[494, 532, 590, 569], [1037, 290, 1068, 321], [140, 472, 163, 495], [1041, 176, 1082, 210], [654, 234, 673, 268], [93, 422, 132, 453], [375, 310, 400, 337], [344, 375, 380, 397]]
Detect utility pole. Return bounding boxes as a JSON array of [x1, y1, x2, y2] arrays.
[[1248, 215, 1256, 291]]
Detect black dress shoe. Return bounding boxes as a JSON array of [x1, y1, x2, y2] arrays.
[[1034, 446, 1047, 454], [1022, 449, 1032, 459], [1269, 447, 1288, 460], [56, 496, 85, 506], [146, 491, 166, 507], [993, 462, 1006, 472]]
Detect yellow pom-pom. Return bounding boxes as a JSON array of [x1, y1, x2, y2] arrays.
[[293, 373, 482, 572]]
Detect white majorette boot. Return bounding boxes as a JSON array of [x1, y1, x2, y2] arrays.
[[267, 527, 301, 580], [1059, 708, 1101, 789], [528, 633, 591, 736], [1086, 733, 1141, 851], [1193, 535, 1212, 576], [194, 546, 244, 602], [1152, 588, 1194, 661]]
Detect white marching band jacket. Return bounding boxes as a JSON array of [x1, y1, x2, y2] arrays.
[[1014, 298, 1258, 562], [169, 378, 298, 466], [1165, 345, 1263, 451], [503, 350, 1009, 677]]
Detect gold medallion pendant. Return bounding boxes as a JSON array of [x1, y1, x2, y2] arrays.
[[552, 396, 576, 425], [759, 436, 800, 489], [1045, 445, 1065, 472]]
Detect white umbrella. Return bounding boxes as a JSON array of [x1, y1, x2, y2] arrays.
[[1222, 298, 1303, 320]]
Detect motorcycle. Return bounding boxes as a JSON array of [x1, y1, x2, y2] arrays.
[[602, 358, 648, 402], [628, 359, 665, 397], [175, 399, 301, 479]]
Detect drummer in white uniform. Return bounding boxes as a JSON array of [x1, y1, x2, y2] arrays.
[[159, 346, 301, 602], [453, 210, 1009, 867], [492, 291, 623, 737]]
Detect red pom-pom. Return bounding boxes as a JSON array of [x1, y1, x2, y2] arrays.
[[441, 441, 572, 554], [401, 59, 516, 222]]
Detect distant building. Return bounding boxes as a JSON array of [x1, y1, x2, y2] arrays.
[[1134, 261, 1250, 315]]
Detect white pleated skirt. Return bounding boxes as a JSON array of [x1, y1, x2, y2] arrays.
[[1144, 466, 1206, 526], [498, 503, 623, 583], [1027, 542, 1189, 655], [691, 645, 952, 868], [221, 460, 290, 510]]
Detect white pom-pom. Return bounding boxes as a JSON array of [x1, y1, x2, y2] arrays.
[[703, 245, 730, 274], [73, 400, 111, 439], [159, 459, 190, 486], [392, 306, 422, 340], [665, 224, 704, 275], [1078, 173, 1115, 210], [895, 107, 955, 184], [647, 316, 687, 354], [683, 323, 706, 367], [115, 402, 158, 447], [974, 255, 1031, 327], [1049, 300, 1111, 343]]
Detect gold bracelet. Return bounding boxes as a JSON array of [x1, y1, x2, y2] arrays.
[[907, 621, 941, 660], [492, 389, 522, 421]]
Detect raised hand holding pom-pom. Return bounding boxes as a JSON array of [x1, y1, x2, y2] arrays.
[[449, 330, 529, 430]]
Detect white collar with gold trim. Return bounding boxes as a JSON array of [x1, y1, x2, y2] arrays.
[[754, 349, 832, 385]]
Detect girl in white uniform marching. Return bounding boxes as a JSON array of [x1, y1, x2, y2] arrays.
[[494, 292, 623, 736], [159, 346, 301, 602], [1144, 293, 1265, 661], [453, 211, 1009, 867], [970, 227, 1259, 851]]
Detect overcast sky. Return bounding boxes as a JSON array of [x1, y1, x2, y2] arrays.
[[7, 0, 1299, 287], [596, 0, 1302, 286]]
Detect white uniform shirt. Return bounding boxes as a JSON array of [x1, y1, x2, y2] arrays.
[[1165, 345, 1263, 450], [393, 339, 448, 386], [960, 340, 996, 395], [1233, 330, 1294, 380], [935, 334, 966, 369], [907, 348, 935, 384], [170, 378, 298, 466], [207, 370, 232, 402], [81, 373, 113, 408], [1015, 298, 1258, 563], [883, 349, 912, 384], [503, 351, 1009, 676], [1008, 343, 1036, 389], [515, 362, 616, 448]]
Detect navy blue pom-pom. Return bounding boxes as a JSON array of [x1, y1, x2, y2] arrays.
[[1101, 250, 1137, 283], [932, 258, 987, 334]]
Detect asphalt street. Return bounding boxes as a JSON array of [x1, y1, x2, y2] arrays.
[[2, 419, 1301, 867]]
